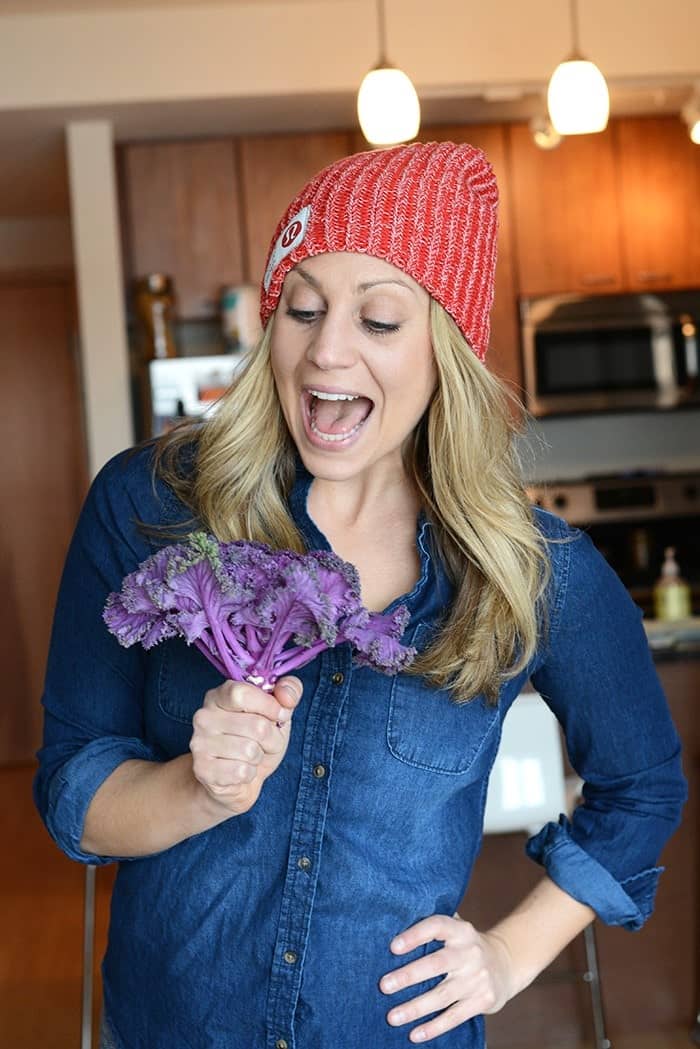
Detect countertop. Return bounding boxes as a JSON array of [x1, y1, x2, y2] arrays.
[[644, 617, 700, 660]]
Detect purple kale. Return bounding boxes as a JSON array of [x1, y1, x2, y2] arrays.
[[103, 531, 416, 690]]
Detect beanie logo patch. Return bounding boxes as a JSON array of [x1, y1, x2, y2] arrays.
[[263, 205, 311, 292]]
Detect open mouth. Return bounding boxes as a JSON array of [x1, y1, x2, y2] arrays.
[[302, 388, 374, 444]]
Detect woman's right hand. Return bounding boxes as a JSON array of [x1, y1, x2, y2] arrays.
[[189, 676, 302, 816]]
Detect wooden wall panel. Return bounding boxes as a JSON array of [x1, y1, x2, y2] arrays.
[[0, 278, 87, 763]]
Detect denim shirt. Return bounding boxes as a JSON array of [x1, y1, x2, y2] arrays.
[[34, 446, 686, 1049]]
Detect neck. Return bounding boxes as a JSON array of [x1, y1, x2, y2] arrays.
[[307, 459, 420, 532]]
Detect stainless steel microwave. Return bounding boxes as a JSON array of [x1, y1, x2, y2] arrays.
[[520, 290, 700, 416]]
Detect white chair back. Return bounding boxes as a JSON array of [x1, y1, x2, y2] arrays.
[[483, 690, 567, 836]]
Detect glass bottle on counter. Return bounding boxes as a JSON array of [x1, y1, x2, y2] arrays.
[[653, 547, 692, 621], [131, 274, 178, 441], [134, 273, 178, 360]]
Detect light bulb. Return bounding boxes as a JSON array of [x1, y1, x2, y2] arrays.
[[357, 66, 420, 147], [547, 58, 610, 135]]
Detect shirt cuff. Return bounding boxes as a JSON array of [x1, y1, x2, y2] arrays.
[[526, 816, 663, 931], [45, 736, 161, 864]]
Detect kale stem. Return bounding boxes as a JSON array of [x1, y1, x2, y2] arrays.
[[218, 616, 254, 670], [206, 615, 245, 681], [274, 638, 329, 678]]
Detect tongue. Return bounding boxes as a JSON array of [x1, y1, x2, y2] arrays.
[[313, 396, 372, 435]]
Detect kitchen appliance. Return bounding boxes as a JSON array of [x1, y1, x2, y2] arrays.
[[148, 353, 247, 437], [527, 471, 700, 622], [521, 290, 700, 417]]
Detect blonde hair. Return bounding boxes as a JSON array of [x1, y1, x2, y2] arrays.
[[155, 301, 549, 702]]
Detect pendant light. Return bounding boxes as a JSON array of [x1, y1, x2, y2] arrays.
[[547, 0, 609, 135], [357, 0, 420, 147]]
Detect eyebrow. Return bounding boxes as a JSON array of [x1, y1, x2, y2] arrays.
[[292, 267, 417, 297]]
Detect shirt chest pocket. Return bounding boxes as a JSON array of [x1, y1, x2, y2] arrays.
[[387, 623, 500, 777], [143, 641, 224, 757]]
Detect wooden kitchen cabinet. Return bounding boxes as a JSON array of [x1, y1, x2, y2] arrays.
[[508, 122, 625, 297], [615, 116, 700, 290], [239, 131, 353, 287], [120, 140, 245, 319], [417, 124, 523, 398]]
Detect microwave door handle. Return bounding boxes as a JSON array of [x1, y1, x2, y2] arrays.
[[651, 324, 678, 406]]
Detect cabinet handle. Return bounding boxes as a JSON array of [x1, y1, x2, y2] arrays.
[[579, 274, 617, 286], [636, 271, 673, 283]]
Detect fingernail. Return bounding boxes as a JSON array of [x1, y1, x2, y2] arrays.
[[277, 707, 291, 723], [389, 1009, 405, 1025], [411, 1030, 427, 1043], [391, 936, 405, 951], [381, 976, 397, 993]]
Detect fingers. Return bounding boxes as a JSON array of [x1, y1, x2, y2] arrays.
[[404, 994, 491, 1044], [192, 705, 286, 764], [206, 675, 298, 725], [390, 914, 473, 956], [274, 676, 303, 711], [380, 916, 502, 1043], [190, 678, 303, 807], [383, 962, 493, 1032]]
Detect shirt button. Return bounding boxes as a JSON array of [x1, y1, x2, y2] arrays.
[[283, 950, 298, 965], [312, 763, 326, 779], [331, 671, 344, 685], [275, 1040, 289, 1049], [298, 855, 312, 871]]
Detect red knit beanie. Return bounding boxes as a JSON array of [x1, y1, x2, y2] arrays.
[[259, 141, 499, 362]]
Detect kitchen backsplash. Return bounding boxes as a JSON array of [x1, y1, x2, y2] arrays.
[[517, 409, 700, 483]]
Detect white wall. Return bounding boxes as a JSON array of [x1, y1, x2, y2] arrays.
[[0, 0, 699, 114]]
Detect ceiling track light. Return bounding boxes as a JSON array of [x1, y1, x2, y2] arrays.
[[530, 113, 563, 151], [547, 0, 610, 136], [357, 0, 420, 147]]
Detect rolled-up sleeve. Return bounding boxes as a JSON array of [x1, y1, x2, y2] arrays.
[[33, 449, 170, 865], [528, 518, 687, 930]]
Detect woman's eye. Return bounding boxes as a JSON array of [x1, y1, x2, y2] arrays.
[[363, 319, 400, 335], [286, 307, 321, 324]]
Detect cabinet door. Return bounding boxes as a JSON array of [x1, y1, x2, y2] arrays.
[[509, 123, 624, 297], [121, 140, 245, 319], [0, 279, 87, 763], [239, 132, 353, 287], [615, 116, 700, 290], [418, 124, 522, 397]]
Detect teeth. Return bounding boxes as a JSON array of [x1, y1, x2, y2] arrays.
[[309, 389, 359, 401]]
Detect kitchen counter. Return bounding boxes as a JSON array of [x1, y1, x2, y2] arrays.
[[644, 617, 700, 660]]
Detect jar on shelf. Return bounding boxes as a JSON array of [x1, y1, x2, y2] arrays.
[[133, 273, 178, 361], [219, 284, 261, 353]]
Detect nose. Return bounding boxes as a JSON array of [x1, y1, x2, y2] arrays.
[[305, 309, 358, 371]]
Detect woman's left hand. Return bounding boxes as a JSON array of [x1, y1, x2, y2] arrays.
[[379, 913, 515, 1044]]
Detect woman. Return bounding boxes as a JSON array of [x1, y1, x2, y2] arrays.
[[34, 141, 686, 1048]]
